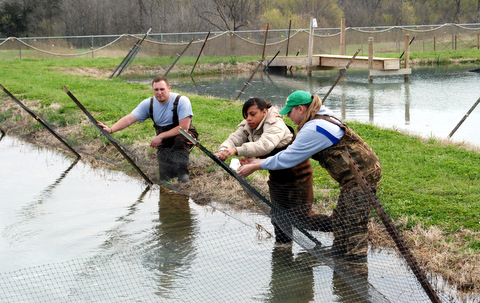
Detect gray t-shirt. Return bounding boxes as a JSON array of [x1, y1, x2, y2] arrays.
[[131, 92, 193, 126]]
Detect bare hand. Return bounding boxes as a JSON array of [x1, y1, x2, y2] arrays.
[[215, 150, 228, 161], [150, 135, 163, 148], [237, 163, 260, 178], [239, 158, 260, 166], [215, 148, 236, 161], [97, 121, 111, 133]]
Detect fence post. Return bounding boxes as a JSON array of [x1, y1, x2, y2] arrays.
[[404, 34, 410, 82], [434, 36, 436, 51], [451, 24, 455, 50], [308, 17, 316, 76], [286, 20, 292, 57], [340, 18, 346, 55]]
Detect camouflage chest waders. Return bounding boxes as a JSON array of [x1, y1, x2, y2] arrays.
[[311, 115, 382, 258], [150, 95, 198, 182]]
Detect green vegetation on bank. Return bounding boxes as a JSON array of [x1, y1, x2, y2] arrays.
[[1, 57, 479, 239], [377, 49, 480, 64]]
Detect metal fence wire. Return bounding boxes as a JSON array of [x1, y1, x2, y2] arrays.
[[0, 23, 479, 60]]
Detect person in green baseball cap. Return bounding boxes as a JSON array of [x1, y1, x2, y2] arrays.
[[238, 90, 382, 259], [278, 90, 314, 115]]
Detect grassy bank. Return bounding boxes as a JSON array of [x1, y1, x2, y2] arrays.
[[377, 48, 480, 65], [1, 57, 480, 293]]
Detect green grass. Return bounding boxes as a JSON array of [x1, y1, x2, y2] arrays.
[[376, 49, 480, 64], [1, 57, 480, 237]]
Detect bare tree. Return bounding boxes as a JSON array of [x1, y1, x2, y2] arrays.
[[196, 0, 253, 31]]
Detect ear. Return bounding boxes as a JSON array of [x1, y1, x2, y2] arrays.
[[298, 105, 307, 113]]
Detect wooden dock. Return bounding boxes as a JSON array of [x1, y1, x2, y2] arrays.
[[262, 19, 413, 80], [265, 54, 411, 77]]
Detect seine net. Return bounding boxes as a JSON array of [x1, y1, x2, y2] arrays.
[[0, 136, 452, 302], [0, 90, 457, 302]]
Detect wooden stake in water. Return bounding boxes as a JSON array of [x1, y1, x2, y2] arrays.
[[190, 32, 210, 76], [448, 96, 480, 139], [0, 84, 81, 159], [164, 38, 194, 77], [62, 86, 153, 186], [235, 60, 263, 101]]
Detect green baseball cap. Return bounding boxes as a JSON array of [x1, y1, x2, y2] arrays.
[[279, 90, 313, 115]]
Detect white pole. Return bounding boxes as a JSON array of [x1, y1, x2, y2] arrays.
[[308, 17, 317, 75]]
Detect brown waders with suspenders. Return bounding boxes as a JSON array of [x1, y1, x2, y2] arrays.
[[265, 125, 334, 244], [149, 95, 198, 183]]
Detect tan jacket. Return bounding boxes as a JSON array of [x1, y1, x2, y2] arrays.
[[219, 106, 293, 157]]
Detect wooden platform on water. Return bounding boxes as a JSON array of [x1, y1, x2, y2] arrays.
[[266, 54, 411, 76]]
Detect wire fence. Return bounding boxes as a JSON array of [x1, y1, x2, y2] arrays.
[[0, 23, 479, 60]]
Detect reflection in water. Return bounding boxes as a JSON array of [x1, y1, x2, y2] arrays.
[[98, 186, 151, 250], [369, 84, 375, 124], [144, 188, 198, 296], [341, 90, 347, 120], [404, 82, 410, 125], [265, 244, 373, 303], [3, 157, 80, 243], [266, 246, 316, 303], [309, 246, 387, 303], [332, 256, 370, 303]]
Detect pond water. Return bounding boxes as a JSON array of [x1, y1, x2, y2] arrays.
[[1, 134, 477, 302], [168, 65, 480, 148]]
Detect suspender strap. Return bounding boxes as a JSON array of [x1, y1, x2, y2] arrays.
[[149, 95, 182, 126]]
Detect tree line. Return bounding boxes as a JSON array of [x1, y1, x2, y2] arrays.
[[1, 0, 479, 38]]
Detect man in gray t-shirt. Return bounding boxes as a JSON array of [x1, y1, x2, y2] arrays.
[[98, 76, 197, 183]]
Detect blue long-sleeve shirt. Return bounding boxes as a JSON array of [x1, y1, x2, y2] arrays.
[[261, 106, 345, 171]]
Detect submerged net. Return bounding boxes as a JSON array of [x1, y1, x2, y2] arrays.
[[0, 103, 456, 302], [0, 93, 455, 302], [179, 135, 445, 303], [0, 135, 453, 302]]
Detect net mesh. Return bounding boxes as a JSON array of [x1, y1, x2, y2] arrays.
[[0, 98, 461, 302], [0, 139, 452, 302]]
